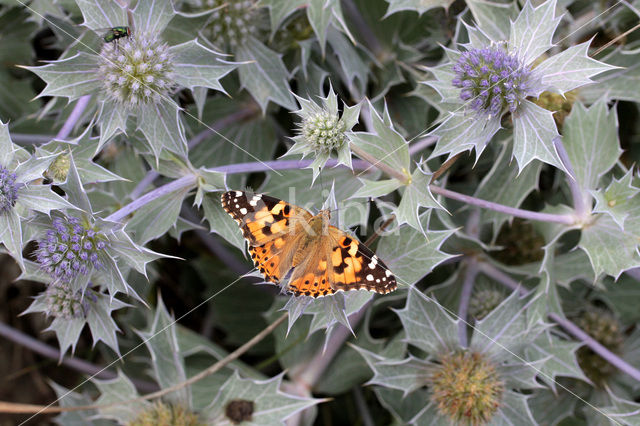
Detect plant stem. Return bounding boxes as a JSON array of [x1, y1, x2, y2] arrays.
[[458, 258, 478, 348], [212, 158, 371, 174], [130, 107, 258, 200], [408, 135, 437, 156], [11, 134, 56, 145], [429, 185, 576, 225], [293, 300, 371, 390], [0, 322, 156, 393], [350, 144, 409, 182], [554, 137, 589, 219], [549, 312, 640, 382], [342, 0, 384, 58], [105, 174, 197, 223], [0, 313, 289, 414], [56, 95, 91, 140], [478, 261, 640, 383]]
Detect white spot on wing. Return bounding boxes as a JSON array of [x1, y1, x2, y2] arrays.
[[249, 195, 261, 207], [366, 274, 374, 281], [239, 207, 247, 215], [235, 191, 242, 196], [368, 256, 378, 269], [385, 269, 392, 277]]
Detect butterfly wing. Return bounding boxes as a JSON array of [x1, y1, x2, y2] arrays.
[[222, 191, 312, 284], [326, 227, 397, 295], [221, 191, 312, 246]]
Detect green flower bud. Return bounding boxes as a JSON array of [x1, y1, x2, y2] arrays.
[[430, 351, 504, 425]]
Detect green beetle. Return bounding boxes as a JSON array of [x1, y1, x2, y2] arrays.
[[102, 26, 131, 43]]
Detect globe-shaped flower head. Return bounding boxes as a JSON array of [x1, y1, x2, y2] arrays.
[[36, 215, 109, 282], [0, 165, 18, 212], [425, 0, 615, 171], [98, 34, 174, 107], [44, 282, 87, 320], [452, 47, 532, 116]]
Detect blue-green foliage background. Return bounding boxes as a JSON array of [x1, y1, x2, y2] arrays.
[[0, 0, 639, 424]]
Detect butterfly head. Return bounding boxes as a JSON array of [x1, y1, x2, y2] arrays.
[[308, 209, 331, 236]]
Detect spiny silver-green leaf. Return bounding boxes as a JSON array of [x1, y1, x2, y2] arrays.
[[579, 213, 640, 279], [202, 371, 323, 425], [25, 53, 101, 100], [508, 0, 561, 66], [562, 100, 620, 195], [170, 40, 237, 93], [536, 41, 619, 94], [136, 296, 190, 405], [394, 289, 459, 354], [235, 36, 296, 112], [512, 100, 563, 171]]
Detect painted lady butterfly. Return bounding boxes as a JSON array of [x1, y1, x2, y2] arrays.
[[221, 191, 397, 298]]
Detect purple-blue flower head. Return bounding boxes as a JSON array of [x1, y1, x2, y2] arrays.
[[0, 165, 18, 212], [452, 47, 531, 116], [36, 216, 109, 282]]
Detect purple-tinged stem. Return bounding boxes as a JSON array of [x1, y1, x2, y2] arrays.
[[130, 107, 259, 200], [212, 158, 371, 174], [293, 300, 372, 389], [554, 137, 589, 219], [458, 258, 478, 347], [11, 134, 56, 146], [549, 312, 640, 382], [408, 136, 437, 156], [626, 268, 640, 282], [55, 95, 91, 140], [0, 321, 157, 392], [429, 185, 576, 225], [479, 261, 640, 383], [106, 174, 197, 223], [342, 0, 384, 58]]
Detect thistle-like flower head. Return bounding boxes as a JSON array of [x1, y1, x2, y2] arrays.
[[0, 165, 18, 212], [36, 215, 109, 282], [430, 351, 504, 424], [575, 307, 624, 385], [469, 289, 505, 320], [198, 0, 258, 49], [452, 47, 532, 116], [300, 110, 348, 153], [44, 282, 87, 320], [130, 402, 204, 426], [98, 34, 174, 107]]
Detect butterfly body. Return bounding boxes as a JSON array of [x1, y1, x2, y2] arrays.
[[221, 191, 397, 298]]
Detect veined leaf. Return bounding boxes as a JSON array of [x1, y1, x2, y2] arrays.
[[563, 100, 620, 196], [536, 41, 619, 94], [377, 214, 456, 286], [236, 36, 296, 112], [395, 166, 445, 233], [429, 111, 501, 162], [202, 372, 322, 425], [25, 52, 101, 100], [132, 0, 175, 34], [466, 0, 516, 42], [508, 0, 561, 66], [170, 40, 237, 93], [512, 100, 563, 171], [591, 169, 640, 229], [384, 0, 454, 17], [394, 289, 459, 355], [93, 371, 148, 423], [76, 0, 127, 32], [579, 213, 640, 279], [348, 101, 410, 175], [136, 296, 190, 406]]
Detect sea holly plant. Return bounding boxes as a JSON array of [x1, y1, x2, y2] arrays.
[[1, 0, 640, 424], [25, 0, 237, 159], [355, 290, 552, 425], [424, 0, 616, 171], [0, 121, 73, 269]]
